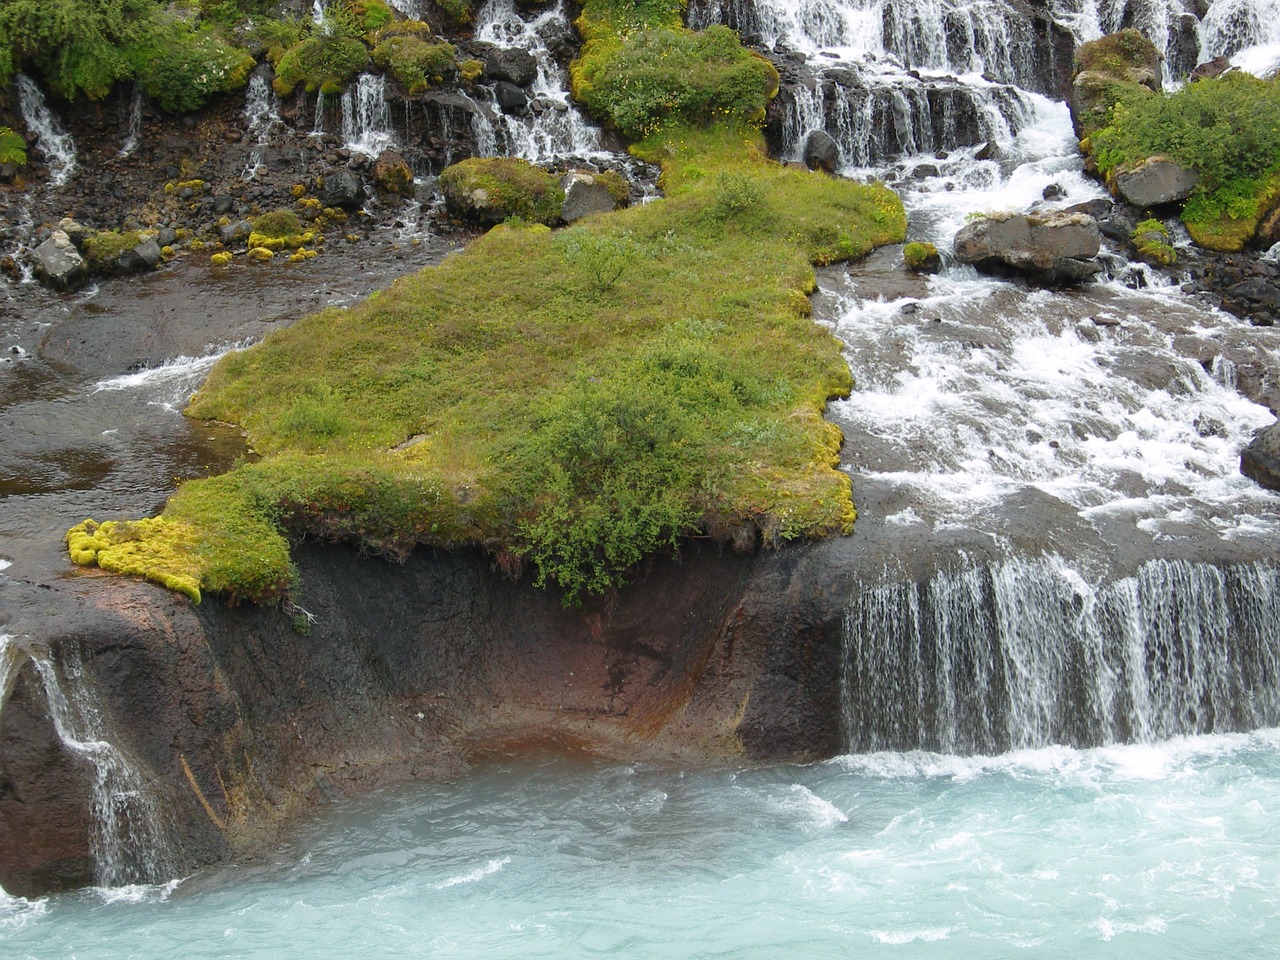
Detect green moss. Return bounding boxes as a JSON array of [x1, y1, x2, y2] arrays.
[[249, 209, 315, 249], [273, 33, 369, 96], [439, 158, 566, 224], [0, 126, 26, 166], [903, 241, 938, 270], [371, 34, 455, 92], [1130, 219, 1176, 265], [434, 0, 474, 24], [83, 230, 141, 268], [1075, 29, 1160, 78], [67, 518, 205, 603]]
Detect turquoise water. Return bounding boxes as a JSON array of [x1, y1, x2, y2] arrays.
[[5, 731, 1279, 958]]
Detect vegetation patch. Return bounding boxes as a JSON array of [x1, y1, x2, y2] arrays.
[[439, 157, 565, 224], [371, 33, 456, 95], [131, 14, 255, 113], [572, 5, 779, 141], [72, 124, 903, 605], [1130, 219, 1176, 266], [1088, 71, 1280, 251], [0, 126, 26, 166], [249, 209, 316, 250], [83, 230, 141, 269], [903, 241, 939, 271]]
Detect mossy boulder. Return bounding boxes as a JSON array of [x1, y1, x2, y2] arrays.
[[439, 157, 564, 225], [560, 170, 629, 222], [1111, 156, 1198, 208], [1070, 29, 1161, 139], [372, 150, 415, 197], [1130, 219, 1177, 266], [903, 241, 941, 273]]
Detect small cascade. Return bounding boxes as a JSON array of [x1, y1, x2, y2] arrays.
[[311, 91, 328, 137], [472, 0, 604, 162], [118, 84, 144, 158], [843, 559, 1280, 754], [30, 646, 177, 888], [312, 0, 326, 26], [342, 73, 396, 156], [467, 97, 502, 158], [15, 73, 77, 186], [242, 74, 283, 179], [384, 0, 422, 16], [1199, 0, 1280, 61]]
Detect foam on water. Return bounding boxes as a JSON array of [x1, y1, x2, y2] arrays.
[[435, 857, 511, 889]]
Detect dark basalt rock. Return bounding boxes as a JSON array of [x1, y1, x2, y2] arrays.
[[483, 47, 539, 87], [1112, 156, 1199, 208], [953, 211, 1103, 285], [493, 80, 530, 116], [1242, 421, 1280, 491], [0, 537, 867, 896], [33, 231, 88, 291], [321, 170, 367, 210], [803, 130, 839, 172]]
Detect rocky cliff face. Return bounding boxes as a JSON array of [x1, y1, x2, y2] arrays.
[[0, 536, 864, 897]]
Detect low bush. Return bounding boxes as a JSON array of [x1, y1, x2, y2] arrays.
[[573, 23, 779, 139], [0, 126, 26, 166], [131, 15, 255, 113], [273, 32, 369, 96]]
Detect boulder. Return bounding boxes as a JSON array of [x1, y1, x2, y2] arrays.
[[321, 170, 366, 210], [493, 80, 529, 116], [219, 219, 253, 245], [803, 130, 839, 173], [1112, 156, 1199, 208], [953, 211, 1102, 285], [560, 171, 621, 223], [1242, 420, 1280, 491], [33, 230, 88, 291], [1190, 56, 1233, 82], [483, 47, 538, 87], [372, 150, 414, 198]]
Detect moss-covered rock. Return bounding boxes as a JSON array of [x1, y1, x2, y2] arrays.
[[1130, 219, 1177, 266], [439, 157, 564, 224], [903, 241, 940, 273], [1069, 29, 1161, 139], [273, 33, 369, 97]]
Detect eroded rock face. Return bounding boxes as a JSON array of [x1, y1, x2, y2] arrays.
[[953, 211, 1102, 284], [560, 171, 618, 222], [0, 538, 859, 895]]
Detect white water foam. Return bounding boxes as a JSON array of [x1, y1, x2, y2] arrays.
[[93, 343, 249, 410], [119, 84, 144, 158], [342, 73, 396, 157], [434, 857, 510, 889], [243, 74, 283, 179]]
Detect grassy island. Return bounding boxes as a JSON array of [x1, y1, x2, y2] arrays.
[[67, 1, 906, 606]]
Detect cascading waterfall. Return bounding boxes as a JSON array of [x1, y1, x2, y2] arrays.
[[118, 84, 144, 158], [843, 559, 1280, 753], [472, 0, 604, 161], [29, 647, 176, 888], [15, 73, 77, 186], [342, 73, 396, 156], [242, 74, 282, 179]]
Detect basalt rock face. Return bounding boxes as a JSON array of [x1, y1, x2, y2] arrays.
[[0, 538, 859, 896]]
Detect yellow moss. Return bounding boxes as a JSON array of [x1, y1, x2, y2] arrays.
[[66, 518, 203, 603], [247, 247, 275, 262], [211, 251, 233, 267], [247, 230, 314, 251], [291, 184, 307, 198]]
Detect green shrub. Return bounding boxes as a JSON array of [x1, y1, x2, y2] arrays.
[[371, 34, 455, 94], [0, 0, 142, 98], [573, 23, 779, 139], [1074, 28, 1160, 77], [555, 227, 634, 293], [251, 15, 311, 64], [711, 170, 763, 219], [434, 0, 474, 24], [0, 126, 26, 166], [130, 17, 254, 113]]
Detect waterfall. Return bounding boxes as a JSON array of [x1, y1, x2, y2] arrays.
[[242, 74, 283, 179], [842, 559, 1280, 754], [472, 0, 604, 161], [312, 0, 326, 26], [118, 84, 144, 158], [342, 74, 395, 156], [15, 73, 77, 186], [29, 647, 177, 888]]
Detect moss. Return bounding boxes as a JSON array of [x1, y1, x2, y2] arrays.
[[903, 241, 939, 271], [372, 34, 455, 92], [211, 251, 233, 266], [1075, 29, 1161, 78], [249, 209, 314, 250], [459, 58, 484, 85], [439, 157, 565, 224], [83, 230, 141, 268], [594, 168, 631, 206], [1129, 219, 1176, 265], [273, 33, 370, 97], [247, 246, 275, 262], [67, 518, 204, 603], [434, 0, 474, 24]]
